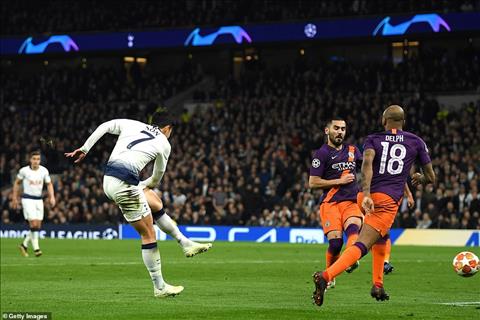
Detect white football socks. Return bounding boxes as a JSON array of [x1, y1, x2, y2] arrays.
[[31, 231, 40, 251], [155, 214, 193, 247], [141, 243, 165, 290], [22, 231, 31, 248]]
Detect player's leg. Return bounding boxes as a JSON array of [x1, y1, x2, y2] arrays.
[[104, 177, 184, 298], [144, 187, 212, 257], [29, 219, 43, 257], [19, 199, 32, 257], [365, 194, 398, 301], [371, 234, 389, 301], [130, 214, 183, 298], [383, 235, 394, 274], [319, 202, 342, 289], [325, 230, 342, 289], [342, 201, 363, 273], [28, 200, 44, 257], [313, 223, 381, 306], [322, 223, 381, 282]]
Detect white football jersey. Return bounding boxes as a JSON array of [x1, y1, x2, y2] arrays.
[[80, 119, 171, 187], [17, 165, 51, 197]]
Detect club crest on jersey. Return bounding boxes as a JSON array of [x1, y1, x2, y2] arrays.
[[312, 158, 321, 168], [348, 151, 354, 159]]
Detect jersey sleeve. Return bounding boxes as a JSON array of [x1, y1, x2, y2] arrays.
[[139, 142, 171, 188], [80, 119, 133, 154], [354, 145, 363, 166], [416, 137, 432, 165], [16, 167, 25, 180], [43, 168, 52, 183], [363, 135, 375, 151], [309, 149, 327, 177]]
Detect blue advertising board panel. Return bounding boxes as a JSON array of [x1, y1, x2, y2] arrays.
[[121, 224, 326, 244], [1, 223, 477, 246], [0, 223, 120, 239], [120, 225, 478, 246], [1, 12, 479, 55]]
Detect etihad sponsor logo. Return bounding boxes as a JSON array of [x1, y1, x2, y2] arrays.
[[332, 162, 356, 171]]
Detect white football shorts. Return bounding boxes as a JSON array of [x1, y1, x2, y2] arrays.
[[21, 198, 44, 221], [103, 175, 151, 222]]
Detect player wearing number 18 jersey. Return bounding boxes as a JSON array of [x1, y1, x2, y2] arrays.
[[312, 105, 435, 306], [65, 114, 211, 298]]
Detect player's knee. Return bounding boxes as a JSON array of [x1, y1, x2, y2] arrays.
[[152, 208, 165, 221], [344, 223, 360, 237], [353, 242, 369, 258], [328, 238, 344, 256], [375, 234, 389, 245], [140, 232, 156, 243]]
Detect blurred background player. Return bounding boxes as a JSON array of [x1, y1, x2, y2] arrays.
[[309, 118, 363, 289], [12, 151, 56, 257], [313, 104, 435, 306], [65, 113, 211, 298]]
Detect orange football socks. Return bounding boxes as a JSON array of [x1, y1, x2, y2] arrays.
[[323, 242, 368, 282]]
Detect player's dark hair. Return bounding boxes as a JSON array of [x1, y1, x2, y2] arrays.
[[149, 108, 179, 128], [30, 150, 41, 157], [325, 117, 346, 128]]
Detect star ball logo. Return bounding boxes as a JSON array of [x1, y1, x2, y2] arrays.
[[304, 23, 317, 38], [312, 158, 321, 168], [102, 228, 119, 239]]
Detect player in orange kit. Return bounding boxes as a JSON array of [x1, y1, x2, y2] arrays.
[[312, 105, 435, 306], [309, 118, 363, 288]]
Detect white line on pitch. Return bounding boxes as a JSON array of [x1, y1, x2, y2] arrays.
[[434, 302, 480, 306]]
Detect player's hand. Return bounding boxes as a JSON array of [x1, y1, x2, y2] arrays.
[[362, 195, 374, 214], [49, 196, 56, 208], [338, 173, 355, 185], [11, 198, 19, 210], [411, 173, 423, 187], [65, 148, 86, 163], [407, 194, 414, 208]]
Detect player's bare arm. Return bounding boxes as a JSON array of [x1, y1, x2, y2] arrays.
[[64, 149, 86, 163], [11, 178, 22, 209], [411, 163, 436, 187], [361, 148, 375, 213], [65, 119, 124, 163], [47, 182, 56, 207], [308, 174, 355, 189], [404, 183, 414, 208]]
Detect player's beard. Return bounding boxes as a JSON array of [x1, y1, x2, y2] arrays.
[[329, 133, 343, 147]]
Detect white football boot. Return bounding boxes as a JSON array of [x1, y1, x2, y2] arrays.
[[183, 242, 212, 258], [154, 283, 184, 298]]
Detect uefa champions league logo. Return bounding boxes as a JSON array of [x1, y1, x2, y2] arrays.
[[304, 24, 317, 38], [184, 26, 252, 46], [102, 228, 119, 240], [18, 35, 79, 54], [373, 13, 451, 36]]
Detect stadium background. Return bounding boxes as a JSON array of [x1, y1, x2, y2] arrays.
[[1, 1, 479, 244], [1, 2, 480, 320]]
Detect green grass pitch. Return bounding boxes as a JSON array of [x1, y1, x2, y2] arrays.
[[1, 238, 479, 320]]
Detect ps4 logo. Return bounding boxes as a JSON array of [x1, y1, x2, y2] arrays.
[[18, 35, 79, 54], [373, 13, 451, 36], [184, 26, 252, 46]]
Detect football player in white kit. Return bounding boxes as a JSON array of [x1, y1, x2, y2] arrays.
[[12, 151, 56, 257], [65, 113, 212, 298]]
